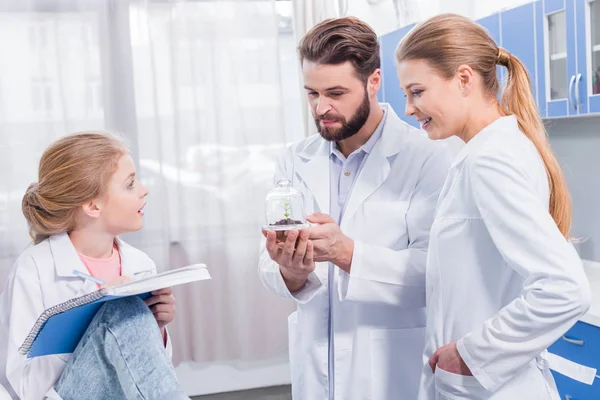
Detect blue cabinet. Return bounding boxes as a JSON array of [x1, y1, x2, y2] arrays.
[[501, 3, 539, 108], [535, 1, 549, 116], [377, 39, 384, 104], [478, 13, 501, 50], [478, 13, 505, 87], [379, 24, 419, 128], [539, 0, 600, 117], [548, 321, 600, 399], [549, 321, 600, 370], [552, 373, 600, 400], [538, 0, 576, 116], [378, 0, 600, 120], [583, 0, 600, 113]]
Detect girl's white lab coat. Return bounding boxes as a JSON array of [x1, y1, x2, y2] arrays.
[[419, 116, 591, 399], [259, 105, 451, 400], [0, 233, 172, 400]]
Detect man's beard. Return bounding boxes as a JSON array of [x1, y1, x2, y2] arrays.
[[314, 90, 370, 142]]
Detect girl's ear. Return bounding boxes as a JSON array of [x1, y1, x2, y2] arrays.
[[81, 199, 101, 218]]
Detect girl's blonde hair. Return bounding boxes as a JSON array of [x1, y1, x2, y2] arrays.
[[22, 132, 130, 244], [396, 13, 572, 237]]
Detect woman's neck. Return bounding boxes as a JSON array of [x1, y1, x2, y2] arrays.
[[69, 228, 116, 259], [459, 100, 504, 143]]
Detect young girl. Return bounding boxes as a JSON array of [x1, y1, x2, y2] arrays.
[[0, 133, 188, 399], [395, 14, 591, 399]]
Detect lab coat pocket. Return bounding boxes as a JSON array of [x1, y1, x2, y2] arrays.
[[360, 201, 409, 247], [370, 326, 425, 400], [434, 367, 488, 400], [288, 312, 304, 399]]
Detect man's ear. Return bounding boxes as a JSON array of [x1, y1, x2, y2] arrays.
[[368, 69, 382, 96]]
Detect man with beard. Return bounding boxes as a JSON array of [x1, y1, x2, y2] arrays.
[[259, 17, 451, 400]]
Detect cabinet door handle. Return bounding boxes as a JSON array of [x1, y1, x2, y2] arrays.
[[575, 73, 582, 109], [562, 335, 584, 346], [569, 75, 576, 110]]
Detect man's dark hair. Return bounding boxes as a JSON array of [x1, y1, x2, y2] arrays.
[[298, 17, 380, 83]]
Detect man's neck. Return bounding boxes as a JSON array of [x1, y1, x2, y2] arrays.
[[337, 103, 384, 158]]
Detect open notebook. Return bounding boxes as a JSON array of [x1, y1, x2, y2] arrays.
[[19, 264, 210, 358]]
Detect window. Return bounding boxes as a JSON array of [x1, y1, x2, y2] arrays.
[[85, 77, 102, 112], [31, 78, 53, 112], [28, 22, 49, 49], [82, 22, 98, 48], [547, 11, 568, 100]]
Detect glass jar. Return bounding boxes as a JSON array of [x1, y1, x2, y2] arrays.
[[261, 178, 308, 239]]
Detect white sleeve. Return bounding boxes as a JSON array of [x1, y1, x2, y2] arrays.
[[457, 150, 591, 392], [3, 255, 65, 399]]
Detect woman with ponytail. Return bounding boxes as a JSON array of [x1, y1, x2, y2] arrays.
[[396, 13, 591, 399]]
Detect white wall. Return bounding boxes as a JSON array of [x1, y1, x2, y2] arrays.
[[546, 116, 600, 262], [344, 0, 404, 35]]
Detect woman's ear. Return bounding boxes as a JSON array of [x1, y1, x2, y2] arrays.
[[456, 64, 475, 96]]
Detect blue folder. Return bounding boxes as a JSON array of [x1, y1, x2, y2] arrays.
[[19, 263, 210, 358], [21, 292, 152, 358]]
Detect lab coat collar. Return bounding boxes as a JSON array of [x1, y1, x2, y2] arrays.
[[295, 138, 330, 214], [342, 105, 405, 223], [294, 104, 405, 219], [328, 106, 387, 158], [450, 115, 518, 169], [49, 233, 153, 281]]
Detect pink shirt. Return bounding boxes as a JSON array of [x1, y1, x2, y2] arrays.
[[77, 244, 168, 345], [78, 245, 121, 286]]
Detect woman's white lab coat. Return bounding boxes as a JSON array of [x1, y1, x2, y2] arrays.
[[419, 116, 591, 399], [0, 233, 172, 400]]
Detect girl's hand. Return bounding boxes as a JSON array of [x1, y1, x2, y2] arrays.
[[144, 287, 176, 330]]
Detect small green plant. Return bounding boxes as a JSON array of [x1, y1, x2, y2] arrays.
[[283, 201, 291, 218]]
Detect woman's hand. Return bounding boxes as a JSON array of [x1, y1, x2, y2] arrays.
[[429, 342, 472, 376]]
